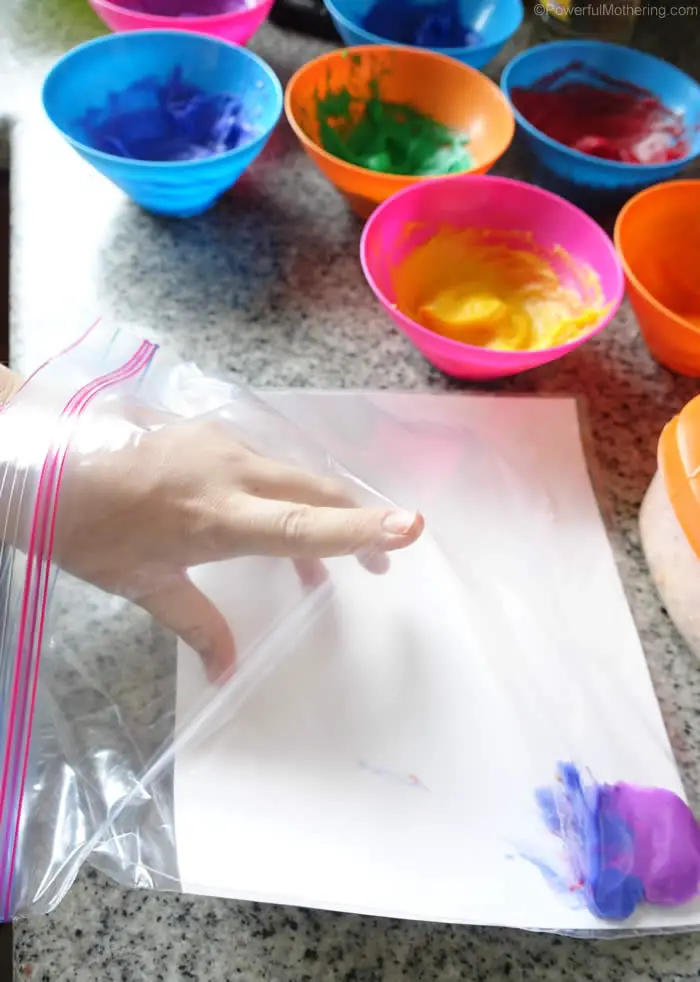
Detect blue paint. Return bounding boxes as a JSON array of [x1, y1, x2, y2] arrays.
[[535, 787, 561, 835], [361, 0, 481, 48], [515, 848, 586, 907], [325, 0, 523, 71], [43, 31, 283, 217], [537, 763, 700, 921], [77, 66, 255, 162]]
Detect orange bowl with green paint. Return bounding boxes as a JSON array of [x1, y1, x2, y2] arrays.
[[284, 45, 515, 219], [614, 180, 700, 376]]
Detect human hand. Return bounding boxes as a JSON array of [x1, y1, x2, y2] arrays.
[[54, 418, 424, 682]]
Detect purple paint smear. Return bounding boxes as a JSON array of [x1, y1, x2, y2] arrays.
[[113, 0, 253, 16], [538, 763, 700, 920], [362, 0, 481, 47], [77, 67, 256, 162]]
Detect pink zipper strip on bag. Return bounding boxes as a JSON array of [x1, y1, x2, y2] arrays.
[[0, 321, 106, 827], [0, 321, 101, 419], [0, 339, 156, 918], [0, 339, 156, 919]]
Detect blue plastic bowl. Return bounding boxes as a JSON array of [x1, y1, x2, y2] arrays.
[[500, 41, 700, 207], [323, 0, 524, 70], [42, 30, 283, 218]]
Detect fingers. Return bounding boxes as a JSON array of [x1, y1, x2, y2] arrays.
[[241, 460, 395, 574], [242, 458, 356, 509], [358, 550, 390, 575], [139, 576, 235, 685], [293, 557, 328, 587], [227, 497, 424, 560]]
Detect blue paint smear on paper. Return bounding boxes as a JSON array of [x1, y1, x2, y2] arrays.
[[512, 849, 586, 908], [361, 0, 481, 47], [536, 763, 700, 921], [77, 67, 257, 162], [535, 787, 561, 835]]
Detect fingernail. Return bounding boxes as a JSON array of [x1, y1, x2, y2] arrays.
[[203, 650, 236, 686], [381, 509, 417, 536], [209, 659, 235, 686]]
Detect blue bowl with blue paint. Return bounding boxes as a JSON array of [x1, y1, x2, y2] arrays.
[[500, 41, 700, 211], [42, 30, 283, 218], [322, 0, 524, 71]]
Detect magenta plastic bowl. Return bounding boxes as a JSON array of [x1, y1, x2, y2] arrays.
[[360, 175, 624, 380], [88, 0, 275, 45]]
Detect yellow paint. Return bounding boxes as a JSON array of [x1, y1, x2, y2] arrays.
[[392, 226, 609, 352], [545, 0, 570, 21]]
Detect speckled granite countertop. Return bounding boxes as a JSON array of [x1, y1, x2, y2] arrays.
[[4, 2, 700, 979]]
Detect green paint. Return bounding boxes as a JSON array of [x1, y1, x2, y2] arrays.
[[316, 81, 472, 177]]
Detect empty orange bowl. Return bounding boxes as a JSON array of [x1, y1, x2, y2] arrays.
[[614, 180, 700, 376], [284, 45, 515, 219]]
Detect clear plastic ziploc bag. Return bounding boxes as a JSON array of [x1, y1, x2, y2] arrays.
[[4, 321, 700, 937], [0, 320, 404, 921]]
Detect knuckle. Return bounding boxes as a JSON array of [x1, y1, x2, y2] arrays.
[[183, 492, 239, 561], [226, 440, 254, 465], [196, 419, 249, 457], [279, 505, 311, 542]]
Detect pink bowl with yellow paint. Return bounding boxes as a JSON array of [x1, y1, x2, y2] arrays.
[[360, 175, 624, 380]]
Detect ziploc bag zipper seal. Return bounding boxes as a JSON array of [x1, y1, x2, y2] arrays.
[[0, 325, 157, 921], [0, 321, 398, 921]]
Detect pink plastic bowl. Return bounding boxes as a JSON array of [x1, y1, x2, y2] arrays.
[[360, 175, 625, 380], [88, 0, 274, 45]]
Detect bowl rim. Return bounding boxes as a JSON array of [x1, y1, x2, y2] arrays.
[[89, 0, 272, 25], [41, 29, 284, 170], [500, 39, 700, 173], [360, 173, 626, 362], [322, 0, 525, 57], [284, 44, 515, 186], [613, 178, 700, 335]]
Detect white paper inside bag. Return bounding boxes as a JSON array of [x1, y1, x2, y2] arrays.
[[174, 393, 700, 933]]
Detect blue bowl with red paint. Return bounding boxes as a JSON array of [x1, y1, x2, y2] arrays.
[[42, 30, 283, 218], [323, 0, 524, 71], [501, 41, 700, 210]]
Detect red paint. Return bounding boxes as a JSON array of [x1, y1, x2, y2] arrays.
[[511, 61, 689, 164]]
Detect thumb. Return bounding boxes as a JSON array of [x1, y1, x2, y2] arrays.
[[139, 576, 236, 685]]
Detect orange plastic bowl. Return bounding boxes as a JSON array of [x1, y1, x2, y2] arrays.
[[284, 45, 515, 219], [614, 180, 700, 376]]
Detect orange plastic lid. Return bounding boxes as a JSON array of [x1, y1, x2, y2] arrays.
[[659, 394, 700, 559]]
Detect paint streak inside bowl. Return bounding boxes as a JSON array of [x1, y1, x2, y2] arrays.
[[391, 226, 609, 351], [510, 62, 688, 164], [315, 80, 472, 176], [361, 0, 481, 47], [77, 67, 259, 161], [113, 0, 254, 15]]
